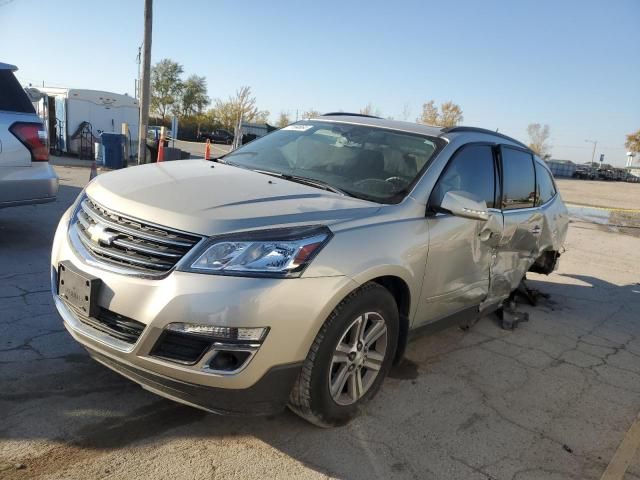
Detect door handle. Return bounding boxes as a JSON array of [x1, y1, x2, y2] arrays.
[[479, 230, 494, 241], [531, 225, 542, 235]]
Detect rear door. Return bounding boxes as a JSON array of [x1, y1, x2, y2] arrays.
[[0, 67, 39, 167], [485, 145, 542, 303]]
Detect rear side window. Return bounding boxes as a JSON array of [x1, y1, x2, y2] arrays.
[[501, 147, 535, 210], [430, 144, 497, 208], [535, 162, 557, 206], [0, 70, 35, 114]]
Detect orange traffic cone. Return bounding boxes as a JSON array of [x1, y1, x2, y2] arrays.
[[204, 139, 211, 160], [89, 159, 98, 180], [157, 138, 165, 162]]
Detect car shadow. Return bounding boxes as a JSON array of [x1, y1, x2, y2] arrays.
[[1, 269, 639, 479]]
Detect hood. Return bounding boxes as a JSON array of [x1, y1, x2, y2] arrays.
[[86, 160, 380, 236]]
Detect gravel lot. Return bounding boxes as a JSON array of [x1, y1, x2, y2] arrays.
[[556, 178, 640, 210], [1, 166, 639, 480]]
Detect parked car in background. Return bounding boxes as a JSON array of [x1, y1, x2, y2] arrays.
[[199, 129, 234, 144], [148, 126, 172, 140], [573, 166, 596, 180], [0, 62, 58, 208], [597, 169, 615, 181], [51, 114, 568, 426]]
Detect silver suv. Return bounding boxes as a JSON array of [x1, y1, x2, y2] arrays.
[[51, 114, 568, 426], [0, 62, 58, 208]]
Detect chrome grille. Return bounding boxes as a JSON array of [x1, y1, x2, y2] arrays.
[[72, 196, 202, 274]]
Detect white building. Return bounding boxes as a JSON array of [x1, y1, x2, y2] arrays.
[[626, 152, 640, 177]]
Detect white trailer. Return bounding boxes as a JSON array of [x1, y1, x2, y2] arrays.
[[31, 87, 139, 157]]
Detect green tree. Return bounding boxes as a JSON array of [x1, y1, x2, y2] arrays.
[[177, 75, 209, 117], [625, 129, 640, 153], [150, 59, 184, 123], [527, 123, 552, 158], [276, 111, 291, 127]]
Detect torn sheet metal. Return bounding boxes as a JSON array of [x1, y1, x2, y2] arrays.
[[481, 199, 569, 311]]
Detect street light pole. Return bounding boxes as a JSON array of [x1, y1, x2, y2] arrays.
[[137, 0, 153, 165], [585, 139, 597, 165]]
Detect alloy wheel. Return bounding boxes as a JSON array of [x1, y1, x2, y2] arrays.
[[328, 312, 388, 406]]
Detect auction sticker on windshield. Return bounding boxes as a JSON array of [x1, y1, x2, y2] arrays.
[[282, 125, 314, 132]]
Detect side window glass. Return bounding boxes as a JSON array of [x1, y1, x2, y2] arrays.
[[534, 162, 557, 206], [430, 145, 496, 208], [501, 147, 535, 210]]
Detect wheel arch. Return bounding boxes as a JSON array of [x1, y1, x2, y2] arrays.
[[368, 275, 411, 364]]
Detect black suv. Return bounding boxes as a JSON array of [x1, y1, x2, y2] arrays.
[[199, 129, 234, 145]]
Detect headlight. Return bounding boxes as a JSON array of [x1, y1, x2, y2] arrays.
[[182, 226, 332, 277]]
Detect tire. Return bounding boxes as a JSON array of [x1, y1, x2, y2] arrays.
[[288, 282, 399, 427]]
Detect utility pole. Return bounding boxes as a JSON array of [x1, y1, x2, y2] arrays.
[[137, 0, 152, 165], [585, 139, 597, 165]]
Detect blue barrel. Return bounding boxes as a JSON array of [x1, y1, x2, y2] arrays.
[[100, 133, 126, 170]]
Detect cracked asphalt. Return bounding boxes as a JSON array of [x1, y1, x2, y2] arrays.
[[1, 166, 639, 480]]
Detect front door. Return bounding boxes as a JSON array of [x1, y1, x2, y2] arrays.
[[416, 143, 503, 326]]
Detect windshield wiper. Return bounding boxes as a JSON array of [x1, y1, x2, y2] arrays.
[[281, 174, 349, 196], [250, 170, 349, 196]]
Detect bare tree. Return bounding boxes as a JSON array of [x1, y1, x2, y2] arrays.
[[277, 111, 291, 128], [527, 123, 552, 158], [401, 103, 411, 121], [208, 86, 269, 130], [359, 103, 381, 117], [301, 109, 321, 119]]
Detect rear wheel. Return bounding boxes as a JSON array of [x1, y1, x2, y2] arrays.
[[288, 282, 399, 427]]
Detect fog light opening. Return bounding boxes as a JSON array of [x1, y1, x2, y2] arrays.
[[208, 350, 252, 372]]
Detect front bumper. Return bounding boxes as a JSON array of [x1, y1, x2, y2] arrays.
[[51, 208, 357, 414], [87, 347, 302, 415]]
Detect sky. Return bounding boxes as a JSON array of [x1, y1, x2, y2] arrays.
[[2, 0, 639, 165]]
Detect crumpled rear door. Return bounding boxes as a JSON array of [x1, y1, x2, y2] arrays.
[[481, 146, 541, 308]]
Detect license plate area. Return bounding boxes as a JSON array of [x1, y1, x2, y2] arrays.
[[58, 261, 101, 317]]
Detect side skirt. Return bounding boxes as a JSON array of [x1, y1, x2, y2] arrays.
[[407, 302, 501, 342]]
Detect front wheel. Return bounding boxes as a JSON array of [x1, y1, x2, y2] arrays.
[[288, 283, 399, 427]]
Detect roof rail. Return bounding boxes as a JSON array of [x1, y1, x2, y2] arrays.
[[321, 112, 382, 119], [441, 126, 529, 150], [0, 62, 18, 71]]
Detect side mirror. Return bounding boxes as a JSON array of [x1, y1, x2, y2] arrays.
[[439, 191, 489, 221]]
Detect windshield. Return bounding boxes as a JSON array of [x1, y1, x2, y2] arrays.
[[222, 120, 441, 203]]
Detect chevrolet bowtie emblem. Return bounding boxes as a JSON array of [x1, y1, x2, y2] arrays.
[[87, 223, 118, 246]]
